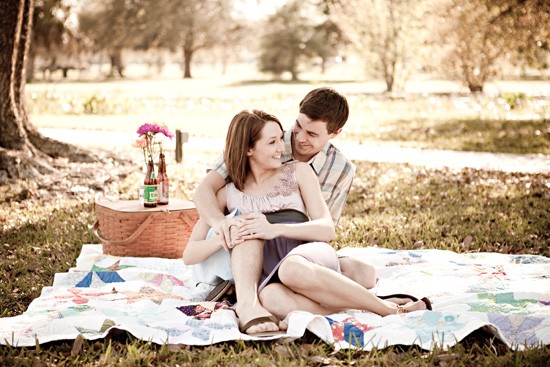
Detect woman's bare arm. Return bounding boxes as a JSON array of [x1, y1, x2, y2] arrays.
[[234, 162, 335, 243]]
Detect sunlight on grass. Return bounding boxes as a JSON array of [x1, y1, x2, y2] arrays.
[[25, 77, 550, 155], [2, 157, 550, 364], [337, 161, 550, 256], [3, 70, 550, 365]]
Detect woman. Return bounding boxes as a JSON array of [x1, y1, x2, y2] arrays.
[[184, 109, 430, 335]]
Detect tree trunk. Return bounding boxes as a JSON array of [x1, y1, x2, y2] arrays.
[[0, 0, 96, 183], [468, 83, 483, 93], [109, 49, 124, 77], [25, 45, 35, 82], [183, 46, 193, 78]]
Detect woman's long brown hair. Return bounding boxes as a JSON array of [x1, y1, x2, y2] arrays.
[[224, 109, 283, 191]]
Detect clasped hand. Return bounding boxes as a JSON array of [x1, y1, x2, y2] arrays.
[[217, 212, 276, 250]]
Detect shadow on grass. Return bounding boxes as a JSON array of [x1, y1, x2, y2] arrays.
[[228, 79, 357, 87], [0, 200, 98, 316], [363, 118, 550, 155]]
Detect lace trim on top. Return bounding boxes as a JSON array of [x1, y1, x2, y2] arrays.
[[267, 161, 299, 198]]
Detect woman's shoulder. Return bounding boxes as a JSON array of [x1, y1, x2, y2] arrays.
[[284, 160, 308, 171], [292, 161, 312, 175]]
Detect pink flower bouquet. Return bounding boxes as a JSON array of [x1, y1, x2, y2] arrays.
[[135, 122, 174, 164]]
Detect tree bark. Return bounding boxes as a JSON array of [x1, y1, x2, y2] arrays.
[[0, 0, 96, 183], [108, 49, 124, 77], [183, 46, 193, 78]]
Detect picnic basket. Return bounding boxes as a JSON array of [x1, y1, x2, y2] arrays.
[[93, 199, 199, 258]]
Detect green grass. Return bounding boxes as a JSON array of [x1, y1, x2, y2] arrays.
[[1, 155, 549, 365], [336, 162, 550, 256], [3, 71, 550, 364], [25, 76, 550, 155]]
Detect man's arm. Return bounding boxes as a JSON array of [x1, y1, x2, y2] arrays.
[[325, 169, 354, 225], [193, 170, 232, 245]]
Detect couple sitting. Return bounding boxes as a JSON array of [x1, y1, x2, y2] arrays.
[[183, 88, 431, 336]]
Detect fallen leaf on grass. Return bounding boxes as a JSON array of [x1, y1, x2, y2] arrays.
[[273, 344, 293, 359], [309, 355, 338, 365], [72, 334, 85, 356]]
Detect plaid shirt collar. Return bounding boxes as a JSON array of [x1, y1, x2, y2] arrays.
[[282, 127, 331, 176]]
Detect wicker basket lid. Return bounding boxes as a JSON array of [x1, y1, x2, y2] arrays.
[[95, 199, 196, 212]]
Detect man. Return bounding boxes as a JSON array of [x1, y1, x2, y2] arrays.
[[193, 87, 366, 335]]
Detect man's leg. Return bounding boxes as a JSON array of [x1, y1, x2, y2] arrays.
[[231, 238, 281, 334], [339, 257, 415, 305], [259, 283, 343, 320], [338, 257, 376, 290]]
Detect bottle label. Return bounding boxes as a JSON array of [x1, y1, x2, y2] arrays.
[[139, 184, 145, 204], [144, 185, 158, 203], [159, 181, 169, 202]]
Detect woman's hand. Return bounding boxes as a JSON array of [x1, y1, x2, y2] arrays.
[[231, 212, 278, 246]]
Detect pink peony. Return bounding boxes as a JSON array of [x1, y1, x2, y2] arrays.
[[132, 138, 148, 149], [159, 126, 175, 139], [134, 122, 174, 163]]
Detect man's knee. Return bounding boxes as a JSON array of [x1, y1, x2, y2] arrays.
[[259, 284, 289, 316], [339, 257, 376, 289]]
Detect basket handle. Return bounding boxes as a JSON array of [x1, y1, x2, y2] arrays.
[[93, 211, 195, 247], [93, 212, 160, 247]]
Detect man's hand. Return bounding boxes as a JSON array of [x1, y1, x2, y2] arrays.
[[214, 216, 244, 250], [231, 212, 278, 246]]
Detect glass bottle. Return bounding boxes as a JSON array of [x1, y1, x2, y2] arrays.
[[138, 163, 146, 204], [143, 161, 158, 207], [157, 153, 169, 205]]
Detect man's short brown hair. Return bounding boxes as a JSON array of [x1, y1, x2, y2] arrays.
[[299, 87, 349, 134]]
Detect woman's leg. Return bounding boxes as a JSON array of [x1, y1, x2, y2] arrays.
[[259, 283, 343, 320], [231, 238, 281, 333], [278, 255, 427, 316]]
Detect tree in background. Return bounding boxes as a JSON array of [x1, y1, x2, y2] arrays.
[[259, 0, 340, 81], [0, 0, 95, 182], [79, 0, 149, 77], [259, 1, 314, 81], [140, 0, 238, 79], [306, 19, 346, 75], [329, 0, 431, 93], [500, 0, 550, 74], [434, 0, 517, 92], [433, 0, 550, 92], [28, 0, 78, 80]]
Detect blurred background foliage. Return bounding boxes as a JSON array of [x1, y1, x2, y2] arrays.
[[30, 0, 550, 93]]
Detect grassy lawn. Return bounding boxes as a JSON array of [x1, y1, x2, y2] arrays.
[[2, 70, 549, 364], [25, 69, 550, 155], [1, 149, 549, 365]]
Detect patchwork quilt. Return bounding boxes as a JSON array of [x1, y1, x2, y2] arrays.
[[1, 245, 549, 350]]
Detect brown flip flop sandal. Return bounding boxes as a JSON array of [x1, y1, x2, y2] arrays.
[[205, 280, 232, 302], [240, 315, 286, 337], [378, 294, 432, 310]]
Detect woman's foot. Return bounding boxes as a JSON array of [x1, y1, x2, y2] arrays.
[[236, 303, 286, 335], [396, 299, 429, 314]]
